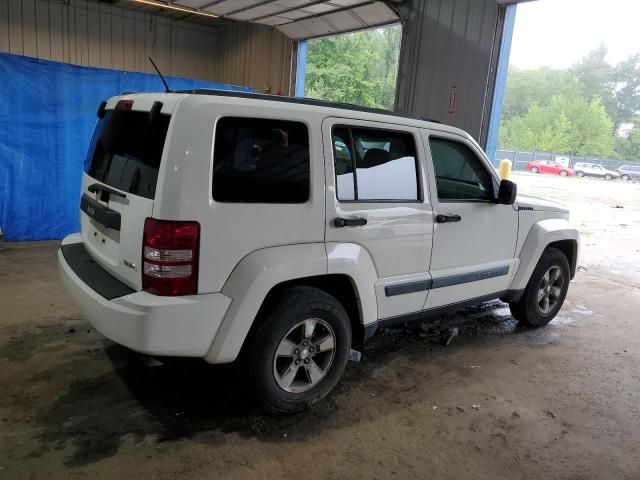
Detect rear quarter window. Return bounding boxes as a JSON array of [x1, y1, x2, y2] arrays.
[[212, 117, 310, 203]]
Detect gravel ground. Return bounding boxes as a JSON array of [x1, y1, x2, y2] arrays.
[[1, 172, 639, 479]]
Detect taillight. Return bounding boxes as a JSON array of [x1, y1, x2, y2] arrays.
[[142, 218, 200, 296]]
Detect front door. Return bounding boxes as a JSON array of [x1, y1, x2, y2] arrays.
[[422, 131, 518, 309], [323, 118, 434, 320]]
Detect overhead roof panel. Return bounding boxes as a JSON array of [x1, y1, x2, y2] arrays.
[[349, 2, 398, 25], [167, 0, 399, 40], [176, 0, 225, 7]]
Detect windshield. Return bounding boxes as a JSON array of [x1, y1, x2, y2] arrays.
[[85, 109, 171, 199]]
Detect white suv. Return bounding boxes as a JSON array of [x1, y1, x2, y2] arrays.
[[59, 91, 579, 412]]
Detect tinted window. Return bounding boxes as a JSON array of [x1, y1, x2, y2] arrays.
[[213, 117, 310, 203], [429, 138, 494, 201], [333, 127, 418, 201], [86, 110, 170, 199]]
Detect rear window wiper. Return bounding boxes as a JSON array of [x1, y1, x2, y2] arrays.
[[88, 183, 127, 198]]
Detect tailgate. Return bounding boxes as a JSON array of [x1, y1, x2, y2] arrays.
[[80, 99, 172, 290]]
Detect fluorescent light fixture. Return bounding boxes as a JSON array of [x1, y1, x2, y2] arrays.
[[130, 0, 219, 18]]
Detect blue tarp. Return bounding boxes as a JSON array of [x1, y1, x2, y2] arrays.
[[0, 53, 252, 241]]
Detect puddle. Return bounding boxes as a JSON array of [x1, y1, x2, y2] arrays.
[[551, 315, 578, 326]]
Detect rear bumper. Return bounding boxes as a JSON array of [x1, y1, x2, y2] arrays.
[[58, 234, 231, 358]]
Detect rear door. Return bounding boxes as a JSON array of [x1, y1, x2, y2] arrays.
[[80, 98, 173, 290], [323, 117, 433, 320]]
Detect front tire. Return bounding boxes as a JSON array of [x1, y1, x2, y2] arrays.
[[559, 170, 568, 177], [621, 174, 630, 181], [530, 166, 539, 174], [605, 174, 612, 180], [576, 171, 585, 177], [246, 286, 351, 413], [509, 248, 570, 327]]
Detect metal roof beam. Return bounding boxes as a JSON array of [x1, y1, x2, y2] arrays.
[[274, 1, 375, 26], [221, 0, 279, 18], [249, 0, 337, 22]]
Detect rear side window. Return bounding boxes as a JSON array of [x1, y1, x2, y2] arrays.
[[332, 126, 419, 202], [86, 110, 170, 199], [212, 117, 310, 203], [429, 138, 494, 202]]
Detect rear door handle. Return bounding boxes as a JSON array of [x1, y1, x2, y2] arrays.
[[436, 214, 461, 224], [334, 217, 367, 228]]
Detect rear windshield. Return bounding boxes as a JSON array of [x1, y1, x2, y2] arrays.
[[85, 109, 171, 199]]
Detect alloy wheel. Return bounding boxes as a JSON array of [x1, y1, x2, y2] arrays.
[[272, 318, 337, 393], [536, 266, 564, 315]]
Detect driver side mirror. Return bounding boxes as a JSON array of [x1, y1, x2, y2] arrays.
[[497, 180, 517, 205]]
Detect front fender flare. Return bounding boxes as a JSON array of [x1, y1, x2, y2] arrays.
[[510, 219, 580, 292]]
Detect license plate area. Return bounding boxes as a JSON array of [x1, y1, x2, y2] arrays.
[[80, 194, 121, 231]]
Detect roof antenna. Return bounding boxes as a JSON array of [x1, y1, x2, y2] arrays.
[[148, 57, 172, 93]]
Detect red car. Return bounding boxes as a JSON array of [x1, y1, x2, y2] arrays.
[[526, 160, 575, 177]]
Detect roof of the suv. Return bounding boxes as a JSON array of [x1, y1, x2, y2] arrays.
[[178, 88, 442, 124], [111, 90, 473, 141]]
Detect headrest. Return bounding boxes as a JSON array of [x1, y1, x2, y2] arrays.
[[360, 148, 390, 168]]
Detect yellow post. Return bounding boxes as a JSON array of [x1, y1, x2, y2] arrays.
[[498, 159, 512, 180]]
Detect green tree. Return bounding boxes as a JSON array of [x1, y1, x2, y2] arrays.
[[571, 44, 616, 122], [305, 26, 401, 109], [613, 54, 640, 132], [501, 68, 579, 122], [615, 118, 640, 160], [500, 46, 638, 159], [500, 94, 614, 157]]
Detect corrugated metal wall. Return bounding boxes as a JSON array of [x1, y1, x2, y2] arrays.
[[0, 0, 294, 94], [395, 0, 504, 146]]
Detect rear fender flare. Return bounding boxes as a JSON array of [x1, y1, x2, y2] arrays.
[[205, 243, 327, 364]]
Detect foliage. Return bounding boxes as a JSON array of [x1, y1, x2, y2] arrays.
[[615, 118, 640, 160], [305, 30, 639, 160], [500, 45, 640, 160], [305, 26, 401, 110]]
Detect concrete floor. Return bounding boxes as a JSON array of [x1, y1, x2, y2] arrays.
[[1, 173, 640, 479]]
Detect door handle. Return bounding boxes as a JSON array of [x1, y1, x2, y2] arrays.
[[334, 217, 367, 228], [436, 214, 461, 224]]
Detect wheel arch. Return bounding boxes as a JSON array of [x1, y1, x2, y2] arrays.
[[510, 219, 580, 292], [251, 274, 365, 346], [204, 243, 377, 364], [547, 239, 578, 279]]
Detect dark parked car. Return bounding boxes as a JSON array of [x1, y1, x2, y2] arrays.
[[617, 165, 640, 181]]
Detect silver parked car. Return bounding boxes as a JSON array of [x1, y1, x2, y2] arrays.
[[573, 162, 620, 180], [617, 165, 640, 181]]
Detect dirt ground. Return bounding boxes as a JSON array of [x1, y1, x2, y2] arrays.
[[1, 172, 640, 480]]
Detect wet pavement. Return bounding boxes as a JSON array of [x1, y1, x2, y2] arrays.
[[1, 175, 640, 479]]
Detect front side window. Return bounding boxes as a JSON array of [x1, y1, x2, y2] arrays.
[[333, 126, 419, 201], [212, 117, 310, 203], [429, 138, 494, 202]]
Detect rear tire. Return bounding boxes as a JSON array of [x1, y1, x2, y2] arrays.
[[246, 286, 351, 413], [509, 248, 570, 327], [530, 167, 539, 174]]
